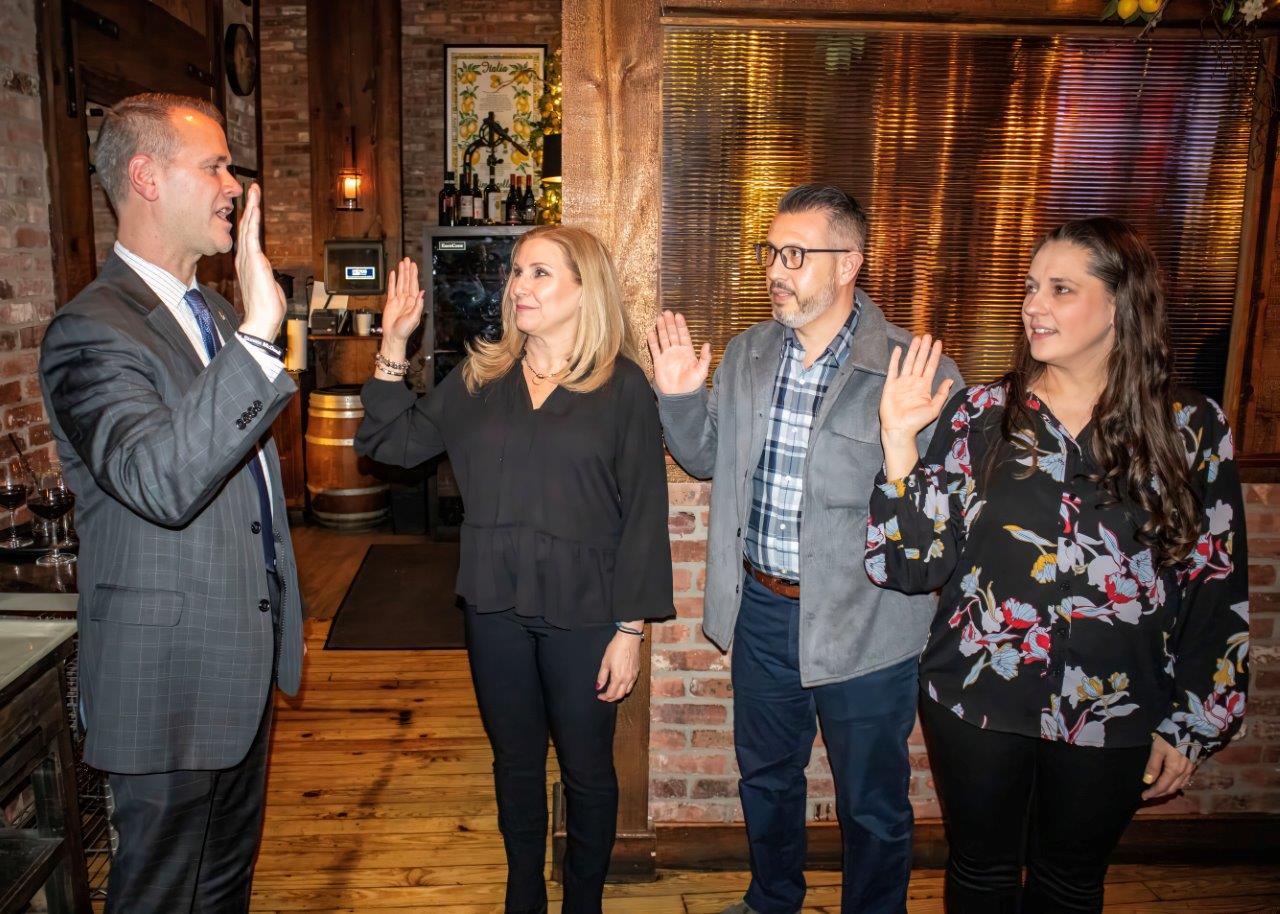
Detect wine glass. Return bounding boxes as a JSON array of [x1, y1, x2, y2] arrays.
[[0, 462, 32, 549], [30, 463, 76, 567]]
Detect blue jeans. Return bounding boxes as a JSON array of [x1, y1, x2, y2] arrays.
[[733, 574, 917, 914]]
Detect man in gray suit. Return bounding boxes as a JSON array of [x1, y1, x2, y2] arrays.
[[39, 93, 302, 913], [648, 185, 961, 914]]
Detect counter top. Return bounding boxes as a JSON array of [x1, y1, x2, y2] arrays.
[[0, 618, 77, 695]]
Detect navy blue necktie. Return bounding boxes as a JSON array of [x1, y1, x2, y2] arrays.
[[183, 288, 277, 574]]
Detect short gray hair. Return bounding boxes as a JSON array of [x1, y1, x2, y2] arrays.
[[94, 93, 224, 208], [777, 184, 868, 253]]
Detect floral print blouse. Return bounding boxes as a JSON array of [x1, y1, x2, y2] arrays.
[[865, 384, 1249, 761]]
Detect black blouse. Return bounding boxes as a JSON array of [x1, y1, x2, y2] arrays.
[[356, 357, 674, 629], [865, 383, 1249, 761]]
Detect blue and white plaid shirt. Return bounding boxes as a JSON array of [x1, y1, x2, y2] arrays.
[[745, 307, 859, 581]]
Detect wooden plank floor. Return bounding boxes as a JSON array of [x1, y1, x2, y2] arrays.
[[109, 526, 1280, 911]]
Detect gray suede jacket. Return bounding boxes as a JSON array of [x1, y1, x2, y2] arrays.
[[657, 290, 962, 686]]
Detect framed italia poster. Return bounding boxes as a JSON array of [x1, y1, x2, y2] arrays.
[[444, 45, 546, 185]]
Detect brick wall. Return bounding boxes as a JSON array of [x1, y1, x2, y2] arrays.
[[0, 0, 57, 472], [258, 0, 560, 271], [259, 1, 311, 270], [654, 481, 1280, 822], [400, 0, 560, 264]]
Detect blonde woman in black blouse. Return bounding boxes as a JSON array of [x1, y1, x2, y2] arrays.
[[357, 227, 673, 914], [866, 217, 1248, 913]]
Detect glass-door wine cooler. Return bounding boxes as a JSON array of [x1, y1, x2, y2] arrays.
[[422, 225, 533, 537]]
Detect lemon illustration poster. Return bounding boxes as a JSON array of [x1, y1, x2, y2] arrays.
[[444, 45, 546, 186]]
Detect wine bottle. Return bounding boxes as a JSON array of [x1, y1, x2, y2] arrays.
[[439, 171, 457, 227], [505, 177, 521, 225], [458, 170, 471, 225], [482, 173, 500, 225], [470, 172, 484, 225], [520, 175, 538, 225]]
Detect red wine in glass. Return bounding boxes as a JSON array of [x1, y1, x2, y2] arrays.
[[29, 489, 75, 521], [33, 467, 75, 567], [0, 484, 26, 512], [0, 463, 32, 549]]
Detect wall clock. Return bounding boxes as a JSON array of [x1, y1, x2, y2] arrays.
[[224, 23, 257, 96]]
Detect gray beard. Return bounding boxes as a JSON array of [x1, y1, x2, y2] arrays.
[[771, 273, 838, 329]]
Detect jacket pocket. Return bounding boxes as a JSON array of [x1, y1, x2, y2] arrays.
[[89, 584, 185, 626], [817, 412, 884, 508]]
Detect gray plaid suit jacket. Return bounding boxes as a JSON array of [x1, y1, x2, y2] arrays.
[[39, 252, 304, 774]]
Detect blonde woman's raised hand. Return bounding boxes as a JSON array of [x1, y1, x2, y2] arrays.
[[380, 257, 425, 353], [647, 310, 711, 396], [879, 334, 954, 479]]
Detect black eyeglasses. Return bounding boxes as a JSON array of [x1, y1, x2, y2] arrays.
[[753, 242, 852, 270]]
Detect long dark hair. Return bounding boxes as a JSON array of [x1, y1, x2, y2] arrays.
[[998, 217, 1199, 567]]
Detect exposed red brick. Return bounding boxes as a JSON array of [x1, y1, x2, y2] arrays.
[[691, 729, 735, 749], [668, 511, 696, 534], [655, 649, 727, 672], [653, 704, 728, 726], [650, 728, 687, 750], [671, 540, 707, 563], [1239, 767, 1280, 788], [651, 676, 686, 698], [674, 597, 704, 618], [691, 778, 737, 799], [688, 678, 733, 699], [654, 623, 692, 645], [653, 752, 728, 775], [651, 778, 688, 798], [1250, 562, 1278, 588]]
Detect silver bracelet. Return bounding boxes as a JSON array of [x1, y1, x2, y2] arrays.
[[375, 352, 410, 376]]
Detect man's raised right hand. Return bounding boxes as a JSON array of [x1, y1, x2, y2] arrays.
[[647, 310, 711, 396]]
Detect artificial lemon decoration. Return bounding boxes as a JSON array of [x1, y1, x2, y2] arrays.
[[1138, 0, 1162, 12], [1117, 0, 1139, 16]]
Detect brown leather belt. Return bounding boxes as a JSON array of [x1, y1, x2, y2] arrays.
[[743, 557, 800, 600]]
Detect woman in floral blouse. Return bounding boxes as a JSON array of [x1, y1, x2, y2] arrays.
[[866, 217, 1248, 913]]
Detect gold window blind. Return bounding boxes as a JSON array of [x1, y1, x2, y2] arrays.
[[662, 27, 1259, 401]]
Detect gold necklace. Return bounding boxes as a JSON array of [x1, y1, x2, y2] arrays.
[[521, 351, 566, 383]]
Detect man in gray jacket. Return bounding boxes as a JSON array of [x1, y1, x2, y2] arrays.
[[39, 94, 301, 913], [648, 185, 960, 914]]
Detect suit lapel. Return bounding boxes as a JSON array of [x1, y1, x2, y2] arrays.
[[97, 254, 205, 376], [744, 321, 783, 476]]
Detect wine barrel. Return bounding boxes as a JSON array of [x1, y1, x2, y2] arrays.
[[305, 387, 388, 529]]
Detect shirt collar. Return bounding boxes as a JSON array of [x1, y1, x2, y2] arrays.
[[113, 241, 199, 312]]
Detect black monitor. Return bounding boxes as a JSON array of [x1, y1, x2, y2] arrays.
[[323, 239, 386, 295]]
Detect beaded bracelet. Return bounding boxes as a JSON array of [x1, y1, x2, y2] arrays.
[[374, 352, 411, 376]]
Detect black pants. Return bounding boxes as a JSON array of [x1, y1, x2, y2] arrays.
[[105, 572, 281, 914], [465, 607, 619, 914], [919, 696, 1150, 914]]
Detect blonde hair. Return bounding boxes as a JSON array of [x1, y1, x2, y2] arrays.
[[462, 225, 636, 394]]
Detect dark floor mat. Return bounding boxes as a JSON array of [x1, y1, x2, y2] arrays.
[[324, 543, 465, 650]]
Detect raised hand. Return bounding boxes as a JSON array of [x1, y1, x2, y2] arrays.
[[880, 334, 954, 479], [379, 257, 424, 358], [235, 183, 287, 341], [646, 310, 711, 396]]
